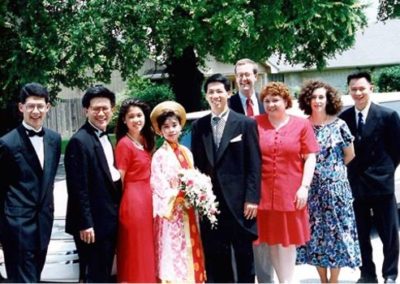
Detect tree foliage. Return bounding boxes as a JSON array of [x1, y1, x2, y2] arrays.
[[378, 0, 400, 20], [1, 0, 368, 132]]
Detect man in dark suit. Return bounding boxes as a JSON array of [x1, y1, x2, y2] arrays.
[[64, 85, 121, 283], [0, 83, 61, 282], [340, 72, 400, 283], [230, 58, 272, 283], [229, 58, 265, 116], [191, 73, 261, 283]]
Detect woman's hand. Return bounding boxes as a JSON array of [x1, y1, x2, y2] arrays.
[[294, 185, 308, 210]]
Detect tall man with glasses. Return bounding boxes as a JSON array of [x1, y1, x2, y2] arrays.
[[0, 83, 61, 282], [65, 85, 122, 282], [229, 58, 265, 117], [340, 72, 400, 283], [229, 58, 272, 283]]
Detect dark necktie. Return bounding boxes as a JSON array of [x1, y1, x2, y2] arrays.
[[246, 98, 254, 117], [357, 112, 364, 139], [26, 128, 45, 137]]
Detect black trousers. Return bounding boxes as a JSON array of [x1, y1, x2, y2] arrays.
[[200, 201, 255, 283], [2, 243, 47, 283], [73, 234, 116, 283], [353, 194, 399, 280]]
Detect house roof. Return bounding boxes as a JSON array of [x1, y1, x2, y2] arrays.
[[267, 19, 400, 73]]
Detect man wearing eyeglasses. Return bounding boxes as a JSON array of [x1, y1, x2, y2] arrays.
[[0, 83, 61, 282], [64, 85, 121, 282]]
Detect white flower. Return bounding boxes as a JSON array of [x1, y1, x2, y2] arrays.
[[177, 168, 220, 229]]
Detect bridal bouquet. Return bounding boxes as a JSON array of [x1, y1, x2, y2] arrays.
[[177, 168, 220, 228]]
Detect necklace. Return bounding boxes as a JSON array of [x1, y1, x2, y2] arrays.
[[126, 133, 144, 150]]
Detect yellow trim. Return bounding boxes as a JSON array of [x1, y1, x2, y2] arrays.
[[183, 211, 195, 283]]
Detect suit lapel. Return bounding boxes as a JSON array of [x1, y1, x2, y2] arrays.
[[362, 103, 379, 139], [39, 132, 56, 202], [201, 115, 215, 167], [345, 107, 357, 136], [17, 125, 43, 179]]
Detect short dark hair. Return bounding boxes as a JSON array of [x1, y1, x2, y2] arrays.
[[82, 85, 116, 108], [203, 73, 231, 93], [347, 71, 372, 85], [298, 80, 343, 115], [156, 110, 182, 132], [115, 98, 155, 152], [19, 83, 49, 103]]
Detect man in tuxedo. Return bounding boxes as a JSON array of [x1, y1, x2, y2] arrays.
[[340, 72, 400, 283], [229, 58, 265, 116], [191, 73, 261, 283], [64, 85, 121, 282], [0, 83, 61, 282]]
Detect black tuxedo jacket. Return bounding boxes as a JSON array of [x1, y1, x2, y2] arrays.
[[228, 92, 265, 115], [0, 125, 61, 250], [65, 122, 121, 240], [339, 103, 400, 198], [191, 110, 261, 237]]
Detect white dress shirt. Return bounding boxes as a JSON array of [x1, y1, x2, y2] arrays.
[[22, 121, 44, 169]]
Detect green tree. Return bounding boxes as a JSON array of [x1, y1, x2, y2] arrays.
[[378, 0, 400, 20], [0, 0, 368, 134]]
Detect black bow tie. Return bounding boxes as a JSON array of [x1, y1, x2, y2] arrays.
[[26, 128, 45, 137], [98, 131, 108, 138]]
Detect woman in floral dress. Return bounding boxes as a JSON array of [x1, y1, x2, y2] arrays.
[[150, 101, 206, 283], [296, 80, 361, 283]]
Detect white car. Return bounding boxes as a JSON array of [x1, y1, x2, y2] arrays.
[[0, 179, 79, 282]]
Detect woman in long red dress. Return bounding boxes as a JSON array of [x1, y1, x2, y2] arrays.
[[255, 82, 319, 283], [114, 98, 156, 283]]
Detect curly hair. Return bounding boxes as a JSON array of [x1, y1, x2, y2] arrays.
[[260, 81, 293, 109], [115, 98, 155, 152], [298, 80, 343, 115]]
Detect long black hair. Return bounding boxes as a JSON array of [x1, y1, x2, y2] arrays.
[[115, 98, 155, 152]]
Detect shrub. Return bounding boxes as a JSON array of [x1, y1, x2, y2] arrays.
[[125, 76, 175, 109], [376, 65, 400, 92], [109, 76, 175, 134]]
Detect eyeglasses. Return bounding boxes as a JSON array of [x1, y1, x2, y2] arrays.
[[236, 72, 254, 79], [24, 104, 47, 112]]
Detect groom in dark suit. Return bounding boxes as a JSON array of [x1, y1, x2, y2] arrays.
[[65, 85, 121, 282], [192, 73, 261, 283], [340, 72, 400, 283], [0, 83, 61, 282]]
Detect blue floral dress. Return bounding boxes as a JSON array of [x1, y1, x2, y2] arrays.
[[296, 118, 361, 268]]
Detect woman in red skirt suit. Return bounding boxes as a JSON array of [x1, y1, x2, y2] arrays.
[[114, 99, 156, 283], [255, 82, 319, 283]]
